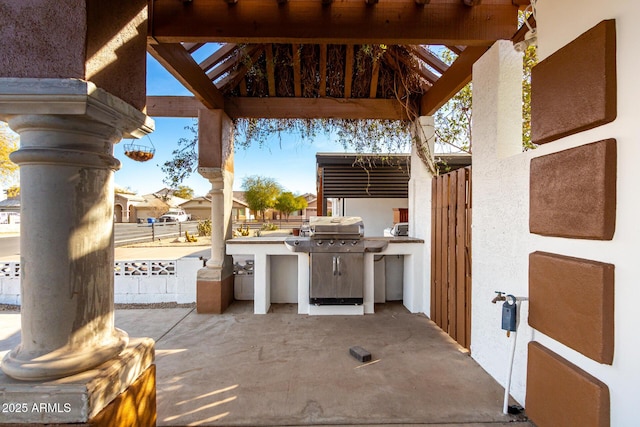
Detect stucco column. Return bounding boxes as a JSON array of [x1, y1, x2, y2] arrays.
[[197, 109, 235, 313], [0, 78, 153, 381], [409, 115, 435, 315]]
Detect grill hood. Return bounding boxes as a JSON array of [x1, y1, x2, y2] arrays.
[[309, 216, 364, 240]]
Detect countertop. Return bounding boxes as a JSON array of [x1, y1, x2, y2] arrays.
[[226, 236, 424, 244]]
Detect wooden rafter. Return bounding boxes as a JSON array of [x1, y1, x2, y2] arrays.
[[215, 45, 265, 89], [199, 43, 237, 73], [147, 39, 224, 110], [265, 44, 277, 97], [292, 44, 302, 97], [150, 0, 519, 45], [182, 43, 205, 54], [420, 46, 488, 115], [369, 58, 380, 98], [344, 45, 354, 98], [392, 47, 439, 83], [408, 45, 449, 74], [319, 44, 327, 97]]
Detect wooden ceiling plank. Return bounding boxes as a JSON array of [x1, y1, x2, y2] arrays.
[[344, 44, 354, 98], [199, 43, 238, 73], [151, 0, 519, 45], [408, 45, 449, 74], [420, 46, 489, 116], [147, 40, 224, 109], [292, 44, 302, 97], [319, 44, 327, 97], [225, 97, 408, 120], [369, 58, 380, 98], [239, 77, 248, 96], [265, 44, 277, 97]]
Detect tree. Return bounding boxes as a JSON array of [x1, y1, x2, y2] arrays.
[[0, 123, 19, 187], [173, 185, 194, 200], [275, 192, 308, 221], [242, 176, 282, 221]]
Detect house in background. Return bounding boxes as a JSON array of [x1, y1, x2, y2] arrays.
[[180, 193, 251, 222], [0, 196, 20, 225], [114, 188, 188, 223]]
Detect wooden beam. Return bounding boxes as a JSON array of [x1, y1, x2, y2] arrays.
[[182, 42, 205, 53], [369, 58, 380, 98], [199, 43, 237, 73], [392, 47, 439, 83], [147, 39, 225, 110], [150, 0, 518, 45], [147, 95, 408, 119], [420, 46, 489, 115], [408, 45, 449, 74], [265, 44, 277, 97], [463, 0, 482, 6], [344, 44, 354, 98], [415, 0, 431, 4], [292, 44, 302, 97], [319, 44, 327, 97], [147, 96, 206, 117], [225, 97, 409, 119]]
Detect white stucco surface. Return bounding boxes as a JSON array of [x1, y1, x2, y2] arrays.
[[340, 198, 408, 237], [470, 3, 640, 425]]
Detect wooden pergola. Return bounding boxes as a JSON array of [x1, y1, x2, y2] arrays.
[[146, 0, 532, 121]]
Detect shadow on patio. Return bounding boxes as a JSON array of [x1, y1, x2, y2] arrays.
[[116, 302, 533, 427]]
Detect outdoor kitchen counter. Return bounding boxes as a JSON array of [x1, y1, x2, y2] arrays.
[[226, 236, 426, 315]]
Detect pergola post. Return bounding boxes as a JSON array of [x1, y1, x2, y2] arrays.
[[197, 109, 235, 313], [409, 115, 436, 314], [0, 2, 156, 424]]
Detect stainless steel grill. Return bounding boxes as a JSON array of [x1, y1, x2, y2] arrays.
[[285, 216, 387, 306]]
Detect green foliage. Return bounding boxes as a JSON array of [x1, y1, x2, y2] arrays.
[[197, 219, 212, 236], [242, 175, 282, 221], [274, 192, 308, 220], [261, 222, 278, 231], [161, 122, 198, 188], [522, 43, 537, 150], [173, 185, 194, 199]]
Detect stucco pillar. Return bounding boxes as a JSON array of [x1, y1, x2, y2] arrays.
[[409, 116, 435, 315], [0, 79, 153, 383], [197, 109, 235, 313]]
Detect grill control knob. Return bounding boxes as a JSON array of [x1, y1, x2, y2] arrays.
[[340, 240, 345, 245], [316, 240, 323, 246], [351, 240, 358, 245], [294, 240, 300, 246], [329, 240, 334, 246]]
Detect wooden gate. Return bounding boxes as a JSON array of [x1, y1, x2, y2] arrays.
[[431, 167, 472, 349]]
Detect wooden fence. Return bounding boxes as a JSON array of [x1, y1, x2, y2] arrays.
[[431, 167, 472, 349]]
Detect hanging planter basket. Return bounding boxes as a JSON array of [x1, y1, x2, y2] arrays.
[[123, 137, 155, 162]]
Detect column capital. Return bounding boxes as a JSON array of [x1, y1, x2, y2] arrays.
[[0, 78, 154, 138]]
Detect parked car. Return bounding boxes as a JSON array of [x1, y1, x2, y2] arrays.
[[159, 208, 191, 222]]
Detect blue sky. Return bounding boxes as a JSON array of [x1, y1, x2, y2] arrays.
[[113, 54, 348, 197]]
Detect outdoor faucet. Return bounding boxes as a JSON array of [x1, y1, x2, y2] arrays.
[[491, 291, 506, 304]]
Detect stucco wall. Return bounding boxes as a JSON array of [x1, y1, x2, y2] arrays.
[[341, 198, 408, 237], [0, 0, 147, 110], [471, 2, 640, 425]]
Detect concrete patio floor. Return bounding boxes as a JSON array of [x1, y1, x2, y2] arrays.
[[0, 302, 533, 426]]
